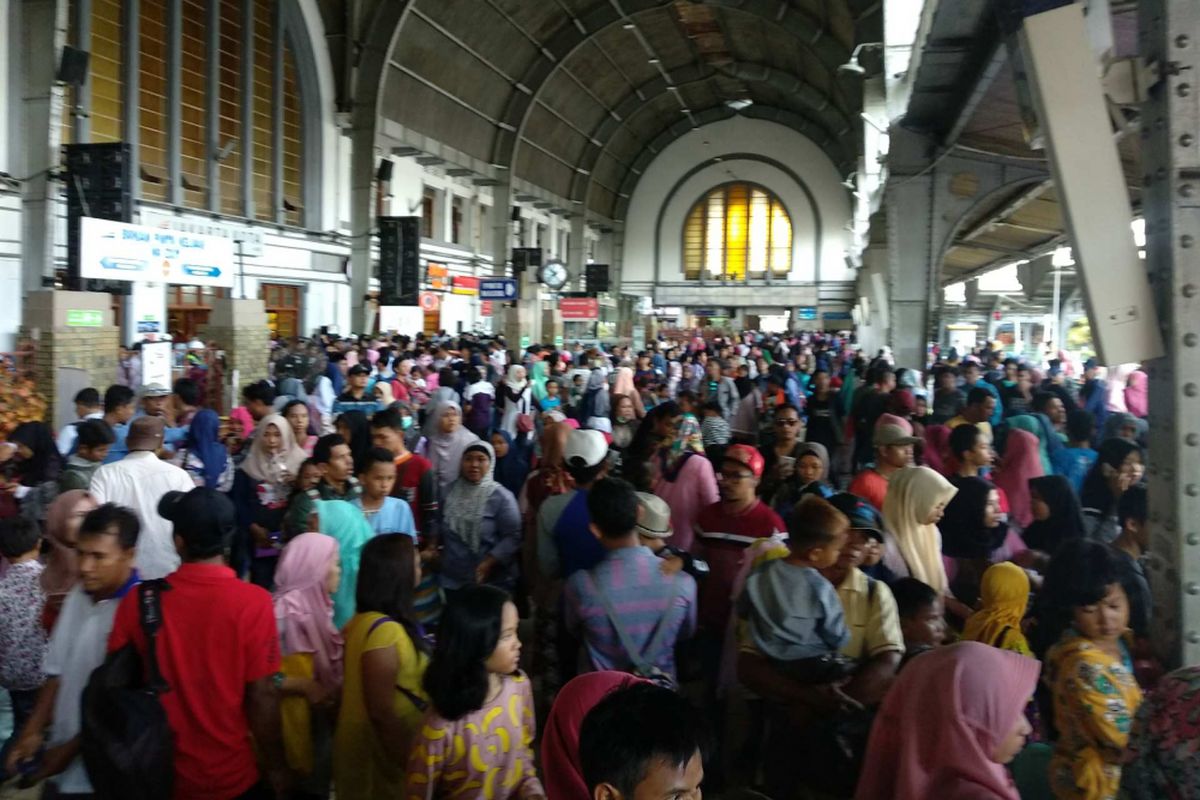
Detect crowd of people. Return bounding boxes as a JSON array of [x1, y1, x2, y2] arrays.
[[0, 327, 1189, 800]]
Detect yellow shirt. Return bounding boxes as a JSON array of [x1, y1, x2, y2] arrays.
[[946, 416, 994, 444], [334, 612, 429, 800]]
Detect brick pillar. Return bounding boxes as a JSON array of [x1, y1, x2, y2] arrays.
[[21, 291, 121, 424], [205, 298, 269, 387]]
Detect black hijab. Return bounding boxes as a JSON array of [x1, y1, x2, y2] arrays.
[[336, 411, 372, 475], [9, 422, 62, 486], [1021, 475, 1086, 553], [1080, 438, 1141, 512], [940, 476, 1008, 558]]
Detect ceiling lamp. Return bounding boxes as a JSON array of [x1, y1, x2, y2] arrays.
[[726, 98, 753, 111]]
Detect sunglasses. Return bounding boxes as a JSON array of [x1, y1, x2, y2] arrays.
[[775, 418, 800, 426]]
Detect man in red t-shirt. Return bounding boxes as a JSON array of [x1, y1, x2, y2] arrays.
[[694, 445, 787, 636], [370, 407, 437, 539], [107, 488, 284, 800], [847, 423, 921, 513]]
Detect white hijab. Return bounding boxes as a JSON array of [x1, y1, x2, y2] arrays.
[[882, 467, 958, 594]]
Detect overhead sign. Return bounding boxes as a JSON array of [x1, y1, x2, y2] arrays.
[[426, 263, 449, 291], [80, 217, 235, 287], [691, 307, 728, 318], [796, 306, 818, 321], [480, 278, 518, 301], [141, 341, 173, 388], [561, 297, 600, 321], [419, 291, 441, 312], [140, 210, 265, 257], [452, 276, 479, 296]]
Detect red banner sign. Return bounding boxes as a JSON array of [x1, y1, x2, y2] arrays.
[[452, 276, 479, 295], [560, 297, 600, 321], [481, 300, 493, 317]]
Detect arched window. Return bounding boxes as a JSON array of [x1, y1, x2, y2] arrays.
[[682, 183, 793, 281]]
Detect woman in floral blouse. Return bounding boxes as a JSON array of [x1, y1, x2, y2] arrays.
[[1038, 541, 1142, 800], [1119, 664, 1200, 799]]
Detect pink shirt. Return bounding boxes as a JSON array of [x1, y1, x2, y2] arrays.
[[654, 454, 719, 551]]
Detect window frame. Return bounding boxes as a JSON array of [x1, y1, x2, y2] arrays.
[[682, 182, 794, 283]]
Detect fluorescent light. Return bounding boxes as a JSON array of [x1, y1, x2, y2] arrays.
[[726, 98, 753, 111]]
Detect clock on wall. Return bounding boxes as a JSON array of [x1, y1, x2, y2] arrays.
[[538, 260, 569, 290]]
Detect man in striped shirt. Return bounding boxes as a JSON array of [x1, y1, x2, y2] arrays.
[[563, 478, 697, 683]]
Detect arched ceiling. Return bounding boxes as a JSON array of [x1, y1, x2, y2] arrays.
[[370, 0, 879, 220]]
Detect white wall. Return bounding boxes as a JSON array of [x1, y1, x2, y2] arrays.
[[0, 190, 19, 350], [622, 116, 852, 301]]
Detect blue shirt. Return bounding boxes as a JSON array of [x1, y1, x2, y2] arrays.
[[1052, 446, 1098, 494], [355, 496, 416, 538], [555, 490, 607, 579]]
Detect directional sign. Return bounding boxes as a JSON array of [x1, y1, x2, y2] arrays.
[[479, 278, 518, 301], [80, 217, 235, 287]]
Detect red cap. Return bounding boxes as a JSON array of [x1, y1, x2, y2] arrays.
[[723, 444, 765, 478]]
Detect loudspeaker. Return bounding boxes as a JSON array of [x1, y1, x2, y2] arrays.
[[57, 46, 90, 86], [585, 263, 610, 294], [375, 158, 393, 182], [378, 216, 421, 306], [65, 142, 132, 296], [511, 206, 521, 222]]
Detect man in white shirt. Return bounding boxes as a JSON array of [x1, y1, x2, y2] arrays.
[[90, 416, 194, 580], [4, 503, 140, 796], [55, 388, 104, 457]]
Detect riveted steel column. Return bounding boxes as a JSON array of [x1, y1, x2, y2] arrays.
[[1141, 0, 1200, 668]]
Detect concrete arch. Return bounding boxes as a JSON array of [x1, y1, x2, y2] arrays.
[[567, 61, 855, 203], [485, 0, 852, 170], [607, 105, 854, 220], [282, 0, 339, 229], [655, 158, 824, 284]]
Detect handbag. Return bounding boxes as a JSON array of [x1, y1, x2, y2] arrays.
[[81, 580, 175, 800], [587, 572, 680, 689]]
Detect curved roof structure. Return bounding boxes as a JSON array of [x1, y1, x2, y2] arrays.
[[351, 0, 879, 220]]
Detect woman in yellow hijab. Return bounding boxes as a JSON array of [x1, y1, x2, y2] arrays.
[[963, 562, 1033, 656]]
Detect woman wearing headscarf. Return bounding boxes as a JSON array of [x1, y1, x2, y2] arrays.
[[730, 373, 762, 444], [541, 672, 646, 800], [923, 424, 953, 474], [1099, 411, 1147, 446], [529, 358, 551, 409], [40, 490, 98, 631], [335, 411, 372, 476], [611, 366, 643, 419], [173, 408, 233, 491], [1007, 414, 1055, 475], [963, 562, 1033, 656], [1124, 368, 1148, 418], [1022, 475, 1087, 555], [416, 398, 480, 497], [232, 413, 309, 583], [581, 368, 611, 429], [439, 441, 522, 593], [854, 642, 1040, 800], [1119, 665, 1200, 799], [490, 429, 532, 498], [881, 465, 959, 600], [940, 476, 1009, 604], [609, 394, 640, 454], [273, 531, 343, 785], [307, 498, 373, 628], [766, 441, 835, 519], [652, 415, 719, 552], [1080, 438, 1143, 543], [499, 365, 533, 438], [992, 429, 1045, 530], [2, 421, 63, 524]]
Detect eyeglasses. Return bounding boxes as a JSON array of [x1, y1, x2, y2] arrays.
[[775, 418, 800, 426]]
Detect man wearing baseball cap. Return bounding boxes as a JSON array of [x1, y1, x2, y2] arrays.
[[694, 444, 786, 642], [536, 429, 612, 583], [847, 420, 921, 513], [107, 488, 286, 798]]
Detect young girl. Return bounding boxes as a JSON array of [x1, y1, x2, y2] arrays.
[[406, 585, 544, 800]]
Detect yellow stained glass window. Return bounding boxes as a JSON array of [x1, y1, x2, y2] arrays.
[[682, 183, 792, 281]]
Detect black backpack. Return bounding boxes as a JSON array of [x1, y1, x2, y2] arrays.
[[81, 580, 175, 799]]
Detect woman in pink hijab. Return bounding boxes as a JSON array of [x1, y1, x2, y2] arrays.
[[274, 531, 344, 694], [1125, 368, 1148, 418], [855, 642, 1040, 800], [992, 429, 1045, 529]]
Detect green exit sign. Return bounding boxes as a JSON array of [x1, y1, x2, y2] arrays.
[[66, 310, 103, 327]]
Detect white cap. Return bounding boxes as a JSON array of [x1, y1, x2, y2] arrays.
[[564, 429, 608, 469]]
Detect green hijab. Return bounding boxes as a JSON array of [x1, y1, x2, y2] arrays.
[[314, 499, 374, 628], [1006, 415, 1052, 475], [530, 359, 550, 403]]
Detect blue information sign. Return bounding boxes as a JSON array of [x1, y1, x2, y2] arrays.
[[480, 278, 518, 300]]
